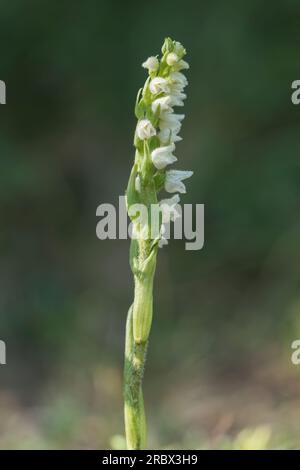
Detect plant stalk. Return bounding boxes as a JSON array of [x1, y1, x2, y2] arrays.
[[124, 233, 157, 449], [124, 303, 148, 449]]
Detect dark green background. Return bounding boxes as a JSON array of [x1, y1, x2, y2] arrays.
[[1, 0, 300, 449]]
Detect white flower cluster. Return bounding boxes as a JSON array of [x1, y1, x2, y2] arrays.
[[134, 38, 193, 247]]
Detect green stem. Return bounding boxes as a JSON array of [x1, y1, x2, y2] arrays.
[[124, 236, 157, 449], [124, 304, 148, 449]]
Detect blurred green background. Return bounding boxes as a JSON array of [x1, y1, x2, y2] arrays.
[[1, 0, 300, 449]]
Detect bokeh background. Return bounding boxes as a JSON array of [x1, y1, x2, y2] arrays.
[[1, 0, 300, 449]]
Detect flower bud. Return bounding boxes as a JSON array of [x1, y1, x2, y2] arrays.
[[161, 37, 173, 55], [173, 41, 186, 58], [166, 52, 179, 66]]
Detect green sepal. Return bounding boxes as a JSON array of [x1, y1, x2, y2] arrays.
[[149, 136, 160, 152], [140, 140, 152, 182], [135, 88, 144, 120], [152, 103, 161, 127], [145, 105, 154, 123], [142, 77, 152, 105]]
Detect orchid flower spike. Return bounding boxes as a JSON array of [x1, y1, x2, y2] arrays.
[[130, 37, 192, 249]]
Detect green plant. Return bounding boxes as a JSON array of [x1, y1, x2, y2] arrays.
[[124, 37, 192, 450]]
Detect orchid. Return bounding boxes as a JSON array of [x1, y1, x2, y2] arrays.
[[124, 37, 193, 450]]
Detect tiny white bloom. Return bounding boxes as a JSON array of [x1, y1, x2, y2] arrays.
[[149, 77, 170, 95], [173, 41, 186, 57], [136, 119, 156, 140], [169, 94, 185, 107], [159, 112, 185, 132], [158, 128, 182, 144], [161, 112, 185, 123], [165, 170, 193, 194], [151, 96, 172, 114], [170, 83, 186, 95], [166, 52, 179, 66], [135, 175, 141, 192], [173, 59, 189, 71], [151, 143, 177, 169], [142, 56, 159, 72], [171, 91, 186, 100], [170, 72, 188, 87]]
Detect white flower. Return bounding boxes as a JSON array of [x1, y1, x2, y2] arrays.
[[158, 128, 182, 144], [165, 170, 193, 194], [151, 96, 172, 114], [136, 119, 156, 140], [173, 41, 186, 57], [169, 73, 188, 96], [159, 194, 181, 222], [152, 94, 186, 115], [159, 112, 185, 132], [151, 143, 177, 169], [166, 52, 179, 66], [170, 72, 188, 87], [173, 59, 189, 71], [135, 175, 141, 192], [171, 85, 186, 96], [149, 77, 170, 95], [142, 56, 159, 72], [169, 94, 186, 107]]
